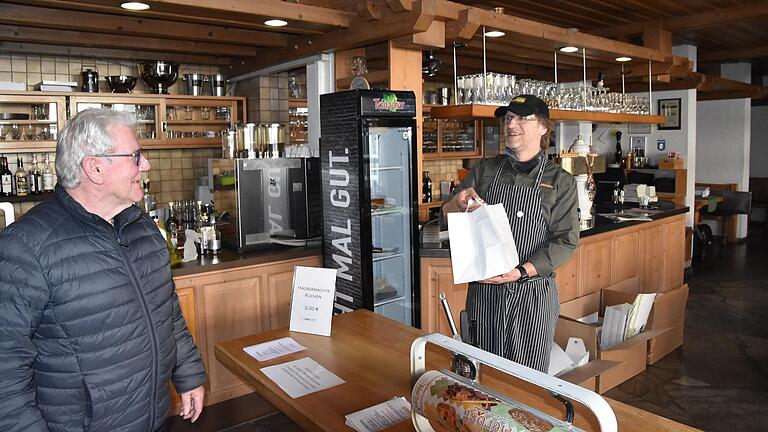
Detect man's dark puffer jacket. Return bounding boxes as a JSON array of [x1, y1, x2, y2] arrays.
[[0, 186, 206, 432]]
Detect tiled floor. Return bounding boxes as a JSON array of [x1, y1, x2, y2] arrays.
[[171, 224, 768, 431]]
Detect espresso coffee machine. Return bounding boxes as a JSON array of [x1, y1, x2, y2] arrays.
[[209, 157, 322, 252]]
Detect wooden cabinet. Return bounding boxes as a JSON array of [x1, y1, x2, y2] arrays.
[[610, 228, 640, 295], [638, 223, 664, 293], [555, 253, 579, 303], [0, 93, 67, 153], [422, 117, 485, 160], [173, 254, 321, 406], [578, 236, 612, 296], [69, 93, 244, 150], [661, 215, 685, 292], [421, 214, 687, 327], [420, 257, 469, 337]]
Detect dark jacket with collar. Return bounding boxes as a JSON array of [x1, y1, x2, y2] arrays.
[[0, 186, 206, 432]]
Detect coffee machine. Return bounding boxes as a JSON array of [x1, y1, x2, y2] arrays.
[[209, 157, 322, 252]]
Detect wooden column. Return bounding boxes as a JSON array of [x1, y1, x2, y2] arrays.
[[387, 40, 423, 205]]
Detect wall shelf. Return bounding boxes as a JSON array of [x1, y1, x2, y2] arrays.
[[428, 104, 666, 124]]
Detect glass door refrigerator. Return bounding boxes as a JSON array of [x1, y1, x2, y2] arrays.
[[319, 89, 420, 327]]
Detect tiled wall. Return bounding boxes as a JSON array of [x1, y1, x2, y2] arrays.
[[235, 72, 290, 124], [423, 159, 464, 201], [0, 53, 302, 229], [0, 52, 221, 94]]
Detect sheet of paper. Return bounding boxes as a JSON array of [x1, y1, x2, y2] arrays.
[[578, 311, 599, 325], [243, 337, 306, 362], [289, 266, 337, 336], [601, 303, 632, 349], [260, 357, 345, 399], [344, 397, 411, 432], [625, 293, 657, 339]]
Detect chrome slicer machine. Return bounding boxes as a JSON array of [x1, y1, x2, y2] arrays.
[[408, 293, 618, 432]]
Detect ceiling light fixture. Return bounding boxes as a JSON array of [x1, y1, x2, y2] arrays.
[[559, 46, 579, 53], [264, 19, 288, 27], [484, 30, 505, 38], [120, 2, 150, 10], [615, 56, 632, 62]]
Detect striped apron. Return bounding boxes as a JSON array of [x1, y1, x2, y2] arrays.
[[466, 157, 560, 373]]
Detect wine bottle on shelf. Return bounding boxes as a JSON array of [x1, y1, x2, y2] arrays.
[[0, 156, 13, 197], [28, 154, 42, 195], [424, 171, 433, 203], [614, 131, 623, 166], [42, 153, 55, 192], [15, 156, 29, 197]]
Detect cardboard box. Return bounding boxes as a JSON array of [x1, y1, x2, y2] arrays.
[[658, 158, 685, 169], [604, 284, 689, 365], [553, 320, 622, 392], [559, 292, 671, 393]]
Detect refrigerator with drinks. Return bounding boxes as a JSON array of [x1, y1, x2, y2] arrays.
[[319, 89, 420, 327]]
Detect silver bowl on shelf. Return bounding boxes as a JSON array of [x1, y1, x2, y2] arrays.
[[138, 61, 179, 94], [105, 75, 137, 93]]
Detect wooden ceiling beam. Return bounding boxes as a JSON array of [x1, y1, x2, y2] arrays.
[[0, 41, 232, 65], [0, 24, 256, 57], [8, 0, 326, 34], [358, 1, 382, 21], [150, 0, 356, 28], [230, 0, 443, 75], [464, 7, 667, 62], [699, 45, 768, 62], [698, 89, 768, 101], [0, 3, 288, 47], [596, 1, 768, 37]]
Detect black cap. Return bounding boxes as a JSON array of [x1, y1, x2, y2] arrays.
[[494, 94, 549, 120]]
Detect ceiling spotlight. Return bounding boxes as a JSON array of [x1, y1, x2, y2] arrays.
[[121, 2, 150, 10], [484, 30, 505, 38], [615, 56, 632, 62], [264, 19, 288, 27], [559, 46, 579, 53]]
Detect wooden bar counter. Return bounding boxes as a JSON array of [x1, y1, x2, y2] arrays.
[[215, 309, 698, 432]]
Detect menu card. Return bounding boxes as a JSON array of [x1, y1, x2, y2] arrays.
[[260, 357, 345, 399], [345, 397, 412, 432]]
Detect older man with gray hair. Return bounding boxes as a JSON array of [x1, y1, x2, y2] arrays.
[[0, 108, 206, 432]]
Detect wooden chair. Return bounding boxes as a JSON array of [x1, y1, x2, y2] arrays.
[[702, 190, 752, 245]]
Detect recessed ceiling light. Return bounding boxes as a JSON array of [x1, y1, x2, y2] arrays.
[[615, 56, 632, 62], [484, 30, 505, 38], [559, 46, 579, 53], [120, 2, 150, 10], [264, 19, 288, 27]]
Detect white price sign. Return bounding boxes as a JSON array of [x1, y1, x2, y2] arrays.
[[289, 266, 337, 336]]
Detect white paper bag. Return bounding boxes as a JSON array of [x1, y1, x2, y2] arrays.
[[447, 203, 519, 284]]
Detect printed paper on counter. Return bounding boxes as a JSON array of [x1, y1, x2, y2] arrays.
[[243, 337, 306, 362], [289, 266, 337, 336], [260, 357, 345, 399], [344, 397, 411, 432]]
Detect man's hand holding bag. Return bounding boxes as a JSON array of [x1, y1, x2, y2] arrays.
[[447, 203, 520, 284]]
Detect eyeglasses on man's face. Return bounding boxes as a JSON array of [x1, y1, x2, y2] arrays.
[[503, 114, 538, 124], [93, 150, 143, 166]]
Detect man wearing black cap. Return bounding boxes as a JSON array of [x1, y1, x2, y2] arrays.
[[442, 94, 578, 372]]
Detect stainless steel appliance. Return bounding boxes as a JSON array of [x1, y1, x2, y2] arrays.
[[319, 89, 420, 327], [209, 157, 322, 252]]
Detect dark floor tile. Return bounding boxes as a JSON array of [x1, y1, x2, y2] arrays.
[[606, 224, 768, 431]]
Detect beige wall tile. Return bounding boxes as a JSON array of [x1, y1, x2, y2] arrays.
[[0, 71, 11, 81], [11, 55, 27, 72], [0, 57, 12, 72]]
